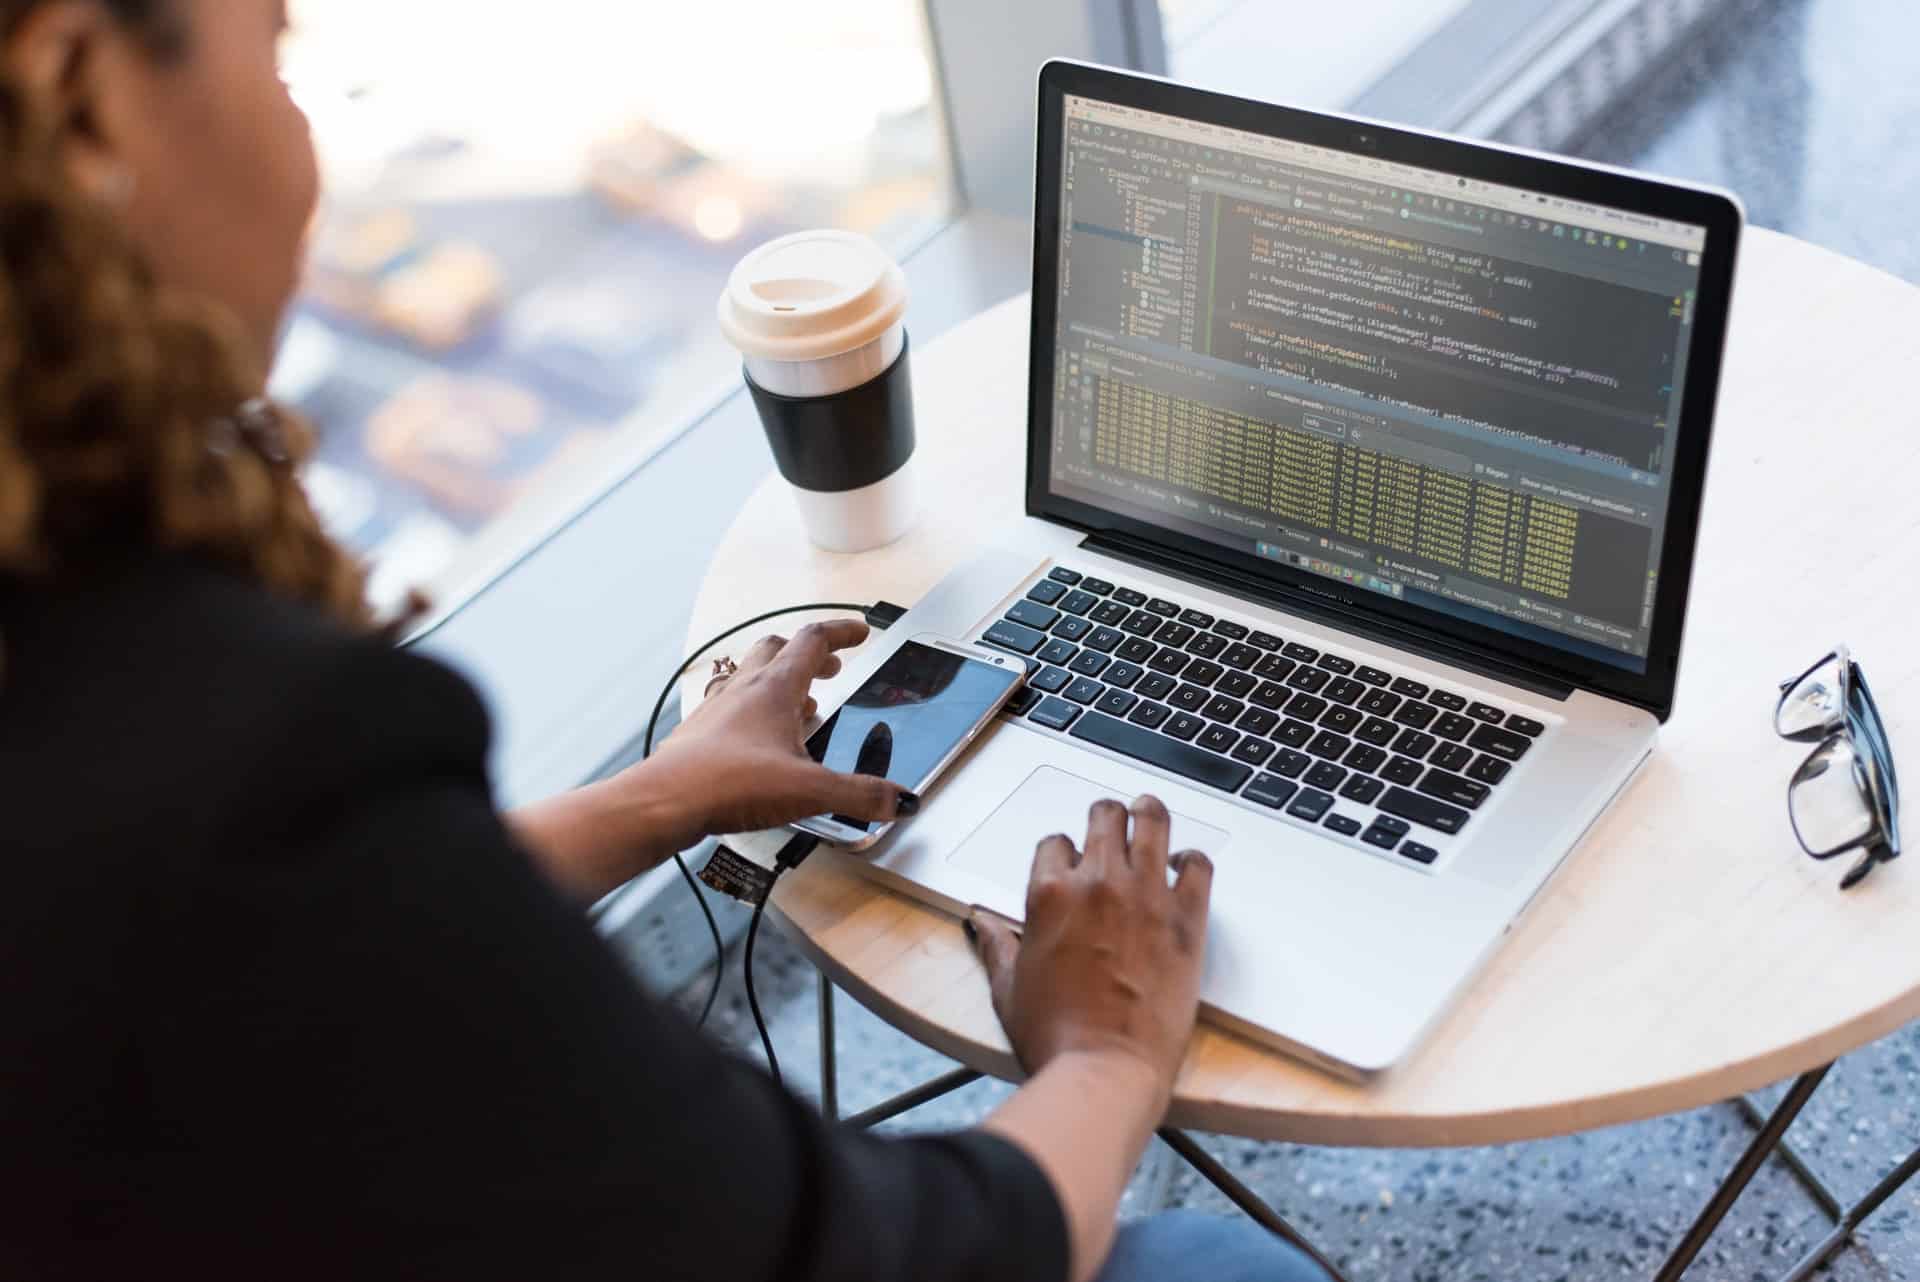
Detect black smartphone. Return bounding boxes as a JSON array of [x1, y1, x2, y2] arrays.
[[791, 635, 1025, 849]]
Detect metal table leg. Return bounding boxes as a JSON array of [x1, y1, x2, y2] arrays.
[[818, 972, 838, 1122], [1777, 1141, 1920, 1282], [1158, 1128, 1352, 1282], [1732, 1093, 1843, 1221], [1653, 1063, 1834, 1282]]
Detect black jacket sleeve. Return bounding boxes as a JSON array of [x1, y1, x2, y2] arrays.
[[122, 640, 1069, 1282]]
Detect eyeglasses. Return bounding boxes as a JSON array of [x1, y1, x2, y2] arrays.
[[1774, 646, 1901, 889]]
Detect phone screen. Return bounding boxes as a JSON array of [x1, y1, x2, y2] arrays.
[[803, 641, 1021, 832]]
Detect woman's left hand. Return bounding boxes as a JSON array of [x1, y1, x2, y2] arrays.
[[509, 619, 911, 899]]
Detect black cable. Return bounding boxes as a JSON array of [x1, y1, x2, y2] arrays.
[[637, 602, 874, 1030], [743, 896, 779, 1085]]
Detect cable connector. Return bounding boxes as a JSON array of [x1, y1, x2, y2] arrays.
[[863, 600, 909, 631], [774, 832, 820, 872]]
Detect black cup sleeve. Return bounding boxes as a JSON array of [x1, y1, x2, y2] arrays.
[[746, 336, 916, 494]]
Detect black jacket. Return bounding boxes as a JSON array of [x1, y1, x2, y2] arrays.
[[0, 554, 1067, 1281]]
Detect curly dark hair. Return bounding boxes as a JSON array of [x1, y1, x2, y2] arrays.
[[0, 0, 374, 636]]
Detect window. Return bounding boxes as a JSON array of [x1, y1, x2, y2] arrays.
[[273, 0, 949, 611]]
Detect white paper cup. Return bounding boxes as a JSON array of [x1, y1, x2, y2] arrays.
[[718, 231, 918, 552]]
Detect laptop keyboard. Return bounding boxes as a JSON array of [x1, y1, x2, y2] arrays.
[[985, 567, 1548, 869]]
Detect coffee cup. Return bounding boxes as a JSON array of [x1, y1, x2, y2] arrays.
[[718, 230, 918, 552]]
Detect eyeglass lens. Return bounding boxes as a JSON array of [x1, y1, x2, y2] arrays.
[[1777, 652, 1847, 740], [1788, 734, 1881, 857]]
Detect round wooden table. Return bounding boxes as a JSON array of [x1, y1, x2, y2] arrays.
[[687, 227, 1918, 1154]]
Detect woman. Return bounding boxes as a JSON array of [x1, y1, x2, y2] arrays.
[[0, 3, 1327, 1279]]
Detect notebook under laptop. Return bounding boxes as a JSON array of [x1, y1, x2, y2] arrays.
[[834, 60, 1742, 1079]]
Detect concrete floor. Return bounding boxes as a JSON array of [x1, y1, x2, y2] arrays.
[[645, 2, 1920, 1277]]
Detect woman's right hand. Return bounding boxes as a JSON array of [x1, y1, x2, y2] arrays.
[[968, 795, 1214, 1102]]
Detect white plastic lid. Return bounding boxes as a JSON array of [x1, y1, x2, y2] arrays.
[[717, 230, 908, 363]]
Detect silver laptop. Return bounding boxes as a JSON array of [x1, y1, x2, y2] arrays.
[[842, 61, 1743, 1079]]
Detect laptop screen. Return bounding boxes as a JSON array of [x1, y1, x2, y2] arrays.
[[1044, 94, 1712, 673]]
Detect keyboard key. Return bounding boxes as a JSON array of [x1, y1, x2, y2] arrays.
[[1231, 736, 1275, 767], [1428, 690, 1467, 712], [1136, 673, 1177, 700], [1361, 823, 1402, 851], [1220, 643, 1263, 671], [1080, 577, 1115, 596], [1084, 628, 1124, 654], [1029, 696, 1082, 730], [1356, 716, 1398, 747], [1242, 773, 1298, 808], [1179, 609, 1215, 628], [1184, 659, 1225, 687], [1370, 815, 1411, 839], [1118, 636, 1158, 664], [1324, 677, 1366, 706], [1250, 680, 1290, 710], [1391, 729, 1437, 759], [1104, 661, 1144, 689], [1431, 743, 1474, 774], [1007, 687, 1042, 716], [1324, 813, 1363, 837], [1096, 689, 1138, 717], [1068, 650, 1112, 678], [1146, 598, 1181, 617], [1401, 841, 1440, 865], [1112, 587, 1148, 607], [1381, 756, 1424, 786], [1202, 695, 1246, 724], [1155, 621, 1196, 647], [1052, 615, 1093, 643], [1431, 712, 1475, 742], [1286, 667, 1331, 693], [1064, 677, 1105, 705], [1122, 610, 1161, 636], [1027, 580, 1067, 605], [1341, 775, 1385, 805], [1148, 649, 1190, 677], [1316, 653, 1356, 675], [1058, 590, 1099, 616], [1287, 789, 1334, 822], [1197, 724, 1240, 754], [1048, 567, 1083, 585], [1343, 743, 1388, 774], [1392, 701, 1438, 729], [1030, 666, 1072, 693], [1271, 749, 1312, 778], [1391, 677, 1430, 699], [1418, 768, 1491, 810], [1253, 653, 1296, 681], [1213, 620, 1249, 641], [1236, 707, 1279, 737], [1307, 730, 1352, 761], [1127, 701, 1172, 729], [1090, 600, 1132, 626], [1355, 665, 1392, 687], [1358, 688, 1402, 716], [1378, 787, 1471, 834], [983, 620, 1046, 654], [1165, 713, 1205, 741], [1168, 684, 1210, 713], [1068, 711, 1254, 793], [1467, 723, 1534, 762], [1187, 633, 1228, 660], [1216, 671, 1258, 699], [1282, 642, 1320, 663], [1467, 754, 1512, 785], [1273, 721, 1315, 749], [1284, 693, 1329, 721], [1305, 760, 1347, 791], [1320, 705, 1364, 735], [1037, 638, 1078, 667], [1467, 702, 1505, 724], [1248, 630, 1284, 651], [1506, 715, 1547, 738]]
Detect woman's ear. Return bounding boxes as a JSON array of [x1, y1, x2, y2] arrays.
[[3, 1, 137, 204]]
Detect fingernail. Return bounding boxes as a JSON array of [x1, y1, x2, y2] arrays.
[[962, 916, 978, 944], [896, 790, 921, 816]]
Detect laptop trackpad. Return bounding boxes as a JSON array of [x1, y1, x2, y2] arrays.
[[947, 766, 1232, 900]]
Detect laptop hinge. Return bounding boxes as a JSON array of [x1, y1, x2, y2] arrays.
[[1083, 531, 1577, 702]]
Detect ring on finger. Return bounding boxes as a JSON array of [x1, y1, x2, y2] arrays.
[[704, 655, 739, 695]]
